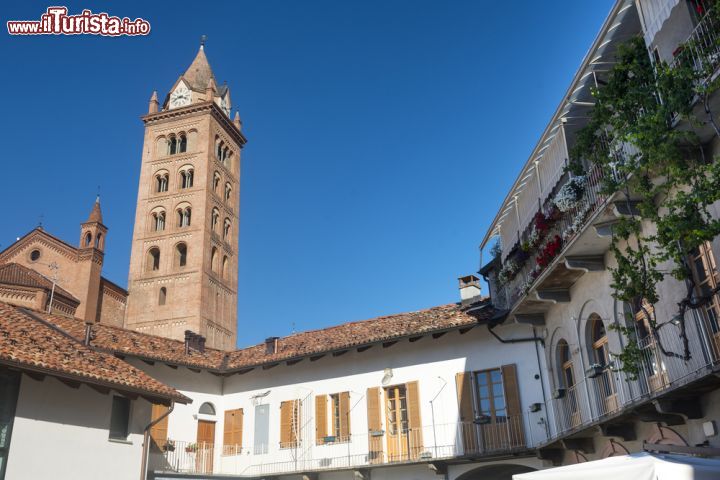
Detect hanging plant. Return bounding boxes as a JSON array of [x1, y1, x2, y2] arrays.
[[553, 176, 587, 212]]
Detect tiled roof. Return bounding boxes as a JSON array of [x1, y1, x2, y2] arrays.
[[0, 302, 189, 403], [0, 263, 78, 303], [33, 301, 495, 374], [86, 197, 103, 224], [39, 312, 224, 370], [224, 302, 492, 371]]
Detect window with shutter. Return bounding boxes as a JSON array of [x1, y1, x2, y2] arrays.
[[366, 387, 383, 463], [315, 395, 328, 445], [149, 404, 169, 451], [223, 408, 243, 455], [501, 363, 525, 448], [456, 371, 479, 454], [279, 400, 300, 449], [405, 381, 423, 459], [338, 391, 351, 442]]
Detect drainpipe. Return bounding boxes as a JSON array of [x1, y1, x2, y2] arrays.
[[486, 323, 544, 347], [140, 400, 174, 480], [531, 327, 551, 439]]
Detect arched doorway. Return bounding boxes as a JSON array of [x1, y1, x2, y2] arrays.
[[455, 463, 536, 480], [556, 339, 581, 429], [587, 314, 618, 415]]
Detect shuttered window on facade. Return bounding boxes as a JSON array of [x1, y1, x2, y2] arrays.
[[279, 399, 301, 449], [149, 404, 169, 451], [223, 408, 243, 454], [455, 364, 524, 453], [315, 392, 351, 444], [366, 387, 383, 463]]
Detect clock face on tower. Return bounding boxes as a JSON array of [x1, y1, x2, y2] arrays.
[[169, 84, 191, 109]]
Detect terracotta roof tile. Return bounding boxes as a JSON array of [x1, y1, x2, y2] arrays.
[[39, 312, 224, 370], [0, 302, 189, 403], [224, 302, 493, 370], [0, 263, 78, 303], [30, 301, 494, 374]]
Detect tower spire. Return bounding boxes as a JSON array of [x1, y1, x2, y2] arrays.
[[148, 90, 159, 114], [86, 196, 103, 224]]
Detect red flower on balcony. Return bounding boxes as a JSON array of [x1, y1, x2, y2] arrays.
[[536, 235, 563, 268]]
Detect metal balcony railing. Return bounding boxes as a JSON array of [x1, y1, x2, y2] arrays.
[[671, 8, 720, 76], [148, 416, 543, 477], [546, 308, 720, 443]]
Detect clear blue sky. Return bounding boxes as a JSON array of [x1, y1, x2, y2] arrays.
[[0, 1, 613, 347]]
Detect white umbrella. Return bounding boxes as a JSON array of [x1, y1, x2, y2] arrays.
[[513, 452, 720, 480]]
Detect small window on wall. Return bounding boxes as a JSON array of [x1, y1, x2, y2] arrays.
[[158, 287, 167, 306], [109, 396, 131, 441], [254, 404, 270, 454]]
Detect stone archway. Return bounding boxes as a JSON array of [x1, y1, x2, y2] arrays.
[[646, 425, 687, 446], [455, 464, 537, 480]]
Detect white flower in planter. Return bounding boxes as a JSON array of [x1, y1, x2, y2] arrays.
[[554, 176, 587, 212]]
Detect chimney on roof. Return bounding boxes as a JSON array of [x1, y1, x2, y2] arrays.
[[184, 330, 206, 354], [265, 337, 279, 355], [458, 275, 482, 305], [83, 321, 94, 346]]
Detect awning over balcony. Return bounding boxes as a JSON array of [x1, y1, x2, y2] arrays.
[[480, 0, 640, 256], [636, 0, 681, 46], [512, 452, 720, 480]]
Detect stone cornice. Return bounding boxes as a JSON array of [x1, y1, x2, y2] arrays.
[[142, 102, 247, 146]]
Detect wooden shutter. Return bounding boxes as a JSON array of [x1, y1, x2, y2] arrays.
[[366, 387, 383, 463], [149, 404, 169, 450], [280, 400, 299, 448], [406, 381, 423, 457], [339, 391, 351, 441], [223, 408, 243, 452], [501, 364, 525, 447], [315, 395, 328, 444], [456, 371, 478, 453]]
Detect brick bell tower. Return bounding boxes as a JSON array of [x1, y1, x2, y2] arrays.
[[124, 40, 246, 350]]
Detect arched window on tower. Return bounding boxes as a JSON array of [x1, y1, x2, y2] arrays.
[[147, 247, 161, 272], [152, 210, 166, 232], [179, 167, 194, 189], [177, 206, 192, 228], [211, 247, 218, 273], [159, 287, 167, 305], [155, 172, 169, 193], [211, 208, 220, 232], [176, 243, 187, 268], [168, 136, 178, 155], [223, 218, 231, 240], [214, 172, 221, 193], [84, 232, 92, 247], [215, 137, 223, 161], [179, 134, 187, 153], [222, 255, 229, 280], [224, 183, 232, 204], [95, 233, 103, 249]]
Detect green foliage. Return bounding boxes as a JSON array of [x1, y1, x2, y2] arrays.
[[569, 17, 720, 374]]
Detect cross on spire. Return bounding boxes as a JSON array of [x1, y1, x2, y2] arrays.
[[200, 35, 207, 48]]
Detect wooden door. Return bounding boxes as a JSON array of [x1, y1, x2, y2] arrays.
[[384, 385, 409, 462], [196, 420, 215, 474]]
